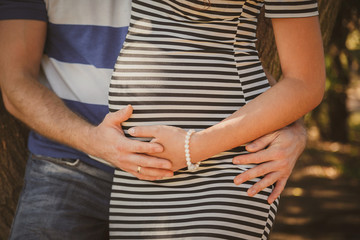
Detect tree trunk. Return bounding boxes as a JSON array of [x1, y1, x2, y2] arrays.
[[0, 93, 29, 239], [0, 1, 342, 239]]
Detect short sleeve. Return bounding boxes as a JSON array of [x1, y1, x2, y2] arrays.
[[0, 0, 48, 22], [264, 0, 319, 18]]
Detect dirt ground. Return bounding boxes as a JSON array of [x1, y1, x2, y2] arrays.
[[269, 142, 360, 240]]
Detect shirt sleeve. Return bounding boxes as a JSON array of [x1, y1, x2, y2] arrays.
[[0, 0, 47, 21], [264, 0, 319, 18]]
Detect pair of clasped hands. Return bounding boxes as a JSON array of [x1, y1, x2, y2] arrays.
[[90, 105, 306, 204]]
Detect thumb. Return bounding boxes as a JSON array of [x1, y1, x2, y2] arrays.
[[106, 105, 133, 125], [246, 132, 276, 152]]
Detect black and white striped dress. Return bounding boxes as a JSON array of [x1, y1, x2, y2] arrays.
[[108, 1, 318, 239]]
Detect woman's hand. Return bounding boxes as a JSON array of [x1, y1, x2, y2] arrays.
[[87, 105, 174, 181], [128, 125, 188, 171], [232, 120, 307, 204]]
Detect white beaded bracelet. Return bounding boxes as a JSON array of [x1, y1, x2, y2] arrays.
[[184, 129, 200, 171]]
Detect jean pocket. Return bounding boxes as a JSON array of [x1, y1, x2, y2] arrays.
[[30, 154, 80, 167]]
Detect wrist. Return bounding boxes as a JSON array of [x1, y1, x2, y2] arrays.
[[184, 129, 199, 171], [74, 123, 97, 156], [292, 118, 307, 136], [188, 129, 212, 163]]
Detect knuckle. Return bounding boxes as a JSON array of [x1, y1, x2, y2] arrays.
[[251, 182, 261, 191], [237, 174, 249, 183], [273, 150, 284, 159], [249, 155, 260, 163], [253, 156, 263, 163], [147, 159, 160, 168], [272, 186, 282, 194], [116, 143, 127, 152], [254, 181, 267, 191], [158, 161, 169, 169], [272, 186, 283, 195], [278, 177, 289, 184], [154, 125, 162, 135], [117, 155, 126, 162], [117, 155, 130, 165], [243, 171, 256, 181], [277, 159, 288, 169], [258, 167, 269, 177], [132, 144, 143, 153]]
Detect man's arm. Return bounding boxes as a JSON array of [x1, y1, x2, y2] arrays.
[[0, 20, 173, 180]]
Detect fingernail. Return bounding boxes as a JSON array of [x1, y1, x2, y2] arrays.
[[128, 128, 135, 135], [154, 146, 163, 152], [248, 189, 256, 196], [234, 179, 241, 185], [246, 143, 256, 150]]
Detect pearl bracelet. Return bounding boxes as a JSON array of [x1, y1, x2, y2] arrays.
[[184, 129, 200, 171]]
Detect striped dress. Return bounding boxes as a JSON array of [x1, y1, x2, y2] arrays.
[[108, 1, 318, 239]]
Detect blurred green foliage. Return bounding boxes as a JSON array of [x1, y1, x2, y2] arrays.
[[306, 0, 360, 145]]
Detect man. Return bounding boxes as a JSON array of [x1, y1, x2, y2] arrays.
[[0, 0, 307, 239]]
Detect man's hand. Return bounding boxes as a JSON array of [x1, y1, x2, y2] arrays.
[[233, 120, 307, 204], [86, 105, 174, 180]]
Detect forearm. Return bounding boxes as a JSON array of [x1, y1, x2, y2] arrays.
[[0, 19, 95, 156], [191, 76, 322, 162], [190, 17, 325, 163], [1, 74, 94, 155]]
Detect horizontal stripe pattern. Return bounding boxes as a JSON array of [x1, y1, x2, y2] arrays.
[[109, 0, 317, 239], [45, 23, 128, 69], [41, 56, 113, 105], [264, 0, 319, 18], [110, 158, 279, 240]]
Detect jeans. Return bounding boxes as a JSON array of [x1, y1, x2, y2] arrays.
[[9, 154, 113, 240]]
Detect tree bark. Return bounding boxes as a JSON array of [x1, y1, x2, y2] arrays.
[[0, 1, 342, 239], [0, 93, 29, 239]]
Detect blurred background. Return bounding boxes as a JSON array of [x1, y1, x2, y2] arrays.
[[0, 1, 359, 240], [269, 1, 360, 239]]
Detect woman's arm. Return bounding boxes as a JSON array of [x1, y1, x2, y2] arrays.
[[189, 16, 324, 161], [231, 68, 307, 203], [129, 16, 324, 168]]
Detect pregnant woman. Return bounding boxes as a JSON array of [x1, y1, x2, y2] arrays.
[[108, 0, 324, 239]]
